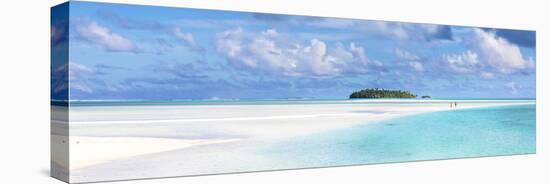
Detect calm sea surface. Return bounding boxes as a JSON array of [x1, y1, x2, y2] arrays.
[[259, 104, 536, 166]]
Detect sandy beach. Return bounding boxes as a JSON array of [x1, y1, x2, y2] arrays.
[[52, 99, 534, 182]]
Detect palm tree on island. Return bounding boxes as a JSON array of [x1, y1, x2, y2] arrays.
[[349, 88, 418, 99]]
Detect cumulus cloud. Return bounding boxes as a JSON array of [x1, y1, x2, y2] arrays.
[[67, 62, 94, 80], [480, 72, 496, 79], [172, 27, 203, 52], [216, 28, 381, 77], [491, 29, 536, 48], [444, 50, 480, 73], [471, 28, 534, 73], [62, 62, 128, 95], [75, 22, 140, 53], [69, 62, 105, 94], [53, 62, 96, 94], [97, 11, 204, 54], [395, 49, 424, 72], [443, 28, 534, 77]]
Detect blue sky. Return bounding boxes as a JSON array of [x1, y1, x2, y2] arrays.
[[51, 1, 536, 100]]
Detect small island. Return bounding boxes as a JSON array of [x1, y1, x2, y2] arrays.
[[349, 88, 417, 99], [421, 95, 431, 99]]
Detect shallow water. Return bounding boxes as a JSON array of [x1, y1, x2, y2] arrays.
[[260, 104, 536, 167], [70, 104, 536, 182]]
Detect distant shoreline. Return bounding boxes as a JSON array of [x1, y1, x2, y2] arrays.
[[56, 98, 537, 107]]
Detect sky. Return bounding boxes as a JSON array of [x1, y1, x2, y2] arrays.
[[51, 1, 536, 101]]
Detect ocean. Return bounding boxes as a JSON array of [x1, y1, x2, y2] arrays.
[[259, 104, 536, 167]]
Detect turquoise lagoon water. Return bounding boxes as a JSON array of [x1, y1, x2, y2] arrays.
[[259, 104, 536, 167]]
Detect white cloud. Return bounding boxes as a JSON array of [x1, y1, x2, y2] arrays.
[[261, 28, 278, 37], [172, 27, 201, 51], [471, 28, 534, 73], [57, 62, 95, 93], [443, 29, 535, 77], [52, 62, 94, 81], [408, 62, 424, 72], [444, 50, 480, 73], [480, 72, 496, 79], [67, 62, 94, 81], [71, 80, 94, 94], [216, 28, 381, 77], [216, 27, 244, 59], [395, 49, 424, 72], [62, 62, 123, 94], [76, 22, 139, 53], [395, 48, 420, 61]]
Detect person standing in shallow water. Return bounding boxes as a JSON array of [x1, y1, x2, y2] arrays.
[[450, 102, 453, 108], [454, 102, 457, 108]]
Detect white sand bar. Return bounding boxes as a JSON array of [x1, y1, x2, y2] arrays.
[[51, 134, 238, 170], [65, 100, 534, 139]]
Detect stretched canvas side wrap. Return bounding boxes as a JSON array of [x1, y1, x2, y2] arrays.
[[51, 1, 536, 183]]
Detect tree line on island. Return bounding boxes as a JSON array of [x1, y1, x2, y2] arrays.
[[349, 88, 431, 99]]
